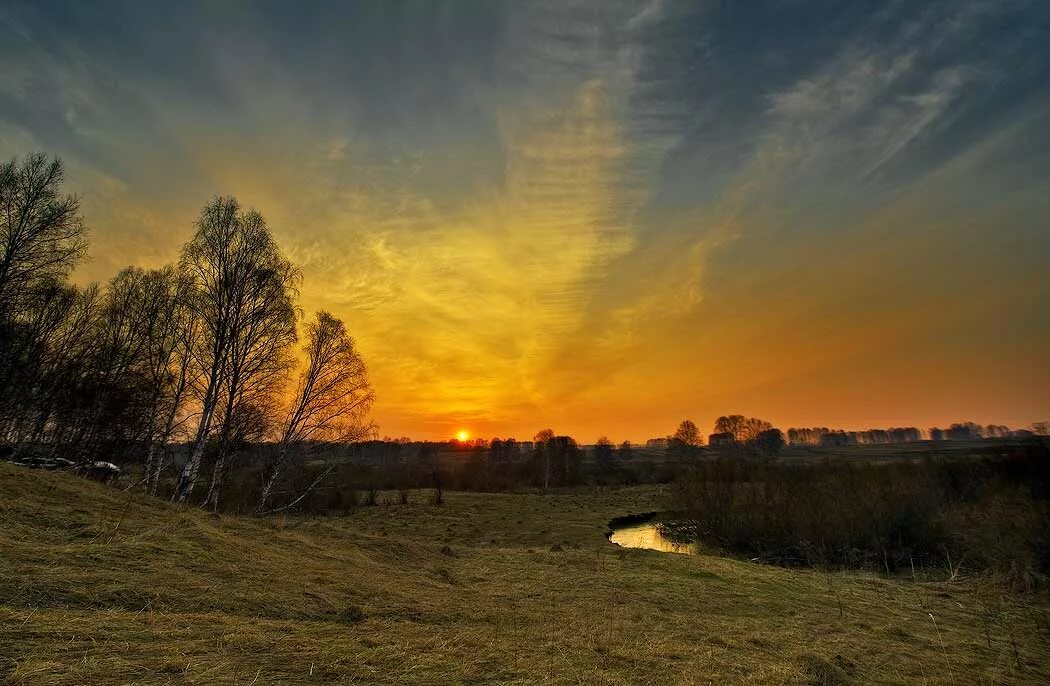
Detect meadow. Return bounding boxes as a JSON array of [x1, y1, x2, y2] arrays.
[[3, 461, 1049, 685]]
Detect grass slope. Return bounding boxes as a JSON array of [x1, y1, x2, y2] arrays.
[[1, 463, 1048, 685]]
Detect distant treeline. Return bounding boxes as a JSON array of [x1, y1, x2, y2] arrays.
[[788, 422, 1042, 446], [787, 427, 922, 446]]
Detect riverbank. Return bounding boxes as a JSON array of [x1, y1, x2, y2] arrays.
[[2, 462, 1048, 684]]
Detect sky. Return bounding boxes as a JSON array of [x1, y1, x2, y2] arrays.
[[2, 0, 1048, 442]]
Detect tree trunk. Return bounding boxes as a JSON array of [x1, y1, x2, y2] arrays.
[[257, 441, 290, 514], [174, 401, 214, 503], [202, 379, 239, 510], [203, 452, 225, 511], [143, 440, 159, 491], [148, 445, 166, 496]]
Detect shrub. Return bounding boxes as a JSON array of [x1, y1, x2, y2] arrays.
[[668, 444, 1050, 583]]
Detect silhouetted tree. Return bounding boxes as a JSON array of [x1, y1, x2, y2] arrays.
[[0, 154, 87, 446], [258, 311, 375, 512], [0, 154, 86, 320], [136, 266, 198, 494], [673, 420, 702, 447], [984, 424, 1011, 438], [713, 415, 772, 442], [175, 197, 300, 505], [3, 282, 97, 454], [754, 428, 785, 457], [714, 415, 745, 440], [594, 436, 615, 477], [947, 422, 983, 440], [74, 268, 163, 463], [534, 428, 555, 490]]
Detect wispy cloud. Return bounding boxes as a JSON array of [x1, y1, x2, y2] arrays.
[[1, 0, 1047, 437]]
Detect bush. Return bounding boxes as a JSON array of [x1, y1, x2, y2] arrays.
[[668, 444, 1050, 583]]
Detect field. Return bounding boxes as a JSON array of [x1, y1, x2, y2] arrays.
[[2, 462, 1049, 685]]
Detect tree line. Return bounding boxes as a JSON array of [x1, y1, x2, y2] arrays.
[[791, 423, 1043, 446], [0, 153, 375, 511]]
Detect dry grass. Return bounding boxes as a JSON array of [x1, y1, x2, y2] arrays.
[[2, 463, 1048, 684]]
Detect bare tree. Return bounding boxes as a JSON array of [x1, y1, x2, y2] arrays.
[[174, 197, 300, 505], [534, 428, 555, 490], [73, 268, 158, 462], [136, 266, 198, 494], [258, 311, 375, 513], [594, 436, 615, 477], [714, 415, 746, 441], [0, 154, 86, 318], [1, 281, 97, 451], [673, 420, 702, 447], [741, 417, 772, 442], [0, 154, 87, 443], [202, 251, 299, 511], [714, 414, 772, 442]]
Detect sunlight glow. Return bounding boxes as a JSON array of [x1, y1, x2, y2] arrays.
[[456, 430, 470, 442]]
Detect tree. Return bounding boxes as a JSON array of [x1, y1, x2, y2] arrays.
[[258, 311, 375, 512], [741, 417, 773, 442], [174, 197, 300, 505], [594, 436, 615, 477], [74, 268, 159, 462], [0, 154, 86, 320], [713, 415, 772, 442], [549, 435, 583, 487], [534, 428, 555, 490], [672, 420, 702, 447], [946, 422, 983, 440], [136, 266, 198, 494], [0, 154, 87, 441], [714, 415, 746, 441], [1, 281, 97, 453], [754, 428, 785, 457], [534, 429, 555, 443]]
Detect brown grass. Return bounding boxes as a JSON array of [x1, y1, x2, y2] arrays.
[[1, 462, 1048, 684]]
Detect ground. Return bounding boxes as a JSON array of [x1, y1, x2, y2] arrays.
[[1, 462, 1048, 685]]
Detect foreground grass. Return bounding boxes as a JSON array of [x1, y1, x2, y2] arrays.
[[1, 463, 1048, 685]]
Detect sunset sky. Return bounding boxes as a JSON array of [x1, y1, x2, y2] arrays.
[[2, 1, 1048, 441]]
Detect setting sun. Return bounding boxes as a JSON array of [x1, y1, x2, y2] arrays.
[[456, 430, 470, 442]]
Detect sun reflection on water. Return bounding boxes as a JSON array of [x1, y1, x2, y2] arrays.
[[608, 522, 698, 555]]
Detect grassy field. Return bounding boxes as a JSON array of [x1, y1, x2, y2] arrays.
[[2, 462, 1048, 685]]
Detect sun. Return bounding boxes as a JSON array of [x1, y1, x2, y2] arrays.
[[456, 429, 470, 442]]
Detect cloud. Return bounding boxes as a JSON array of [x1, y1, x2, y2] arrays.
[[1, 0, 1048, 437]]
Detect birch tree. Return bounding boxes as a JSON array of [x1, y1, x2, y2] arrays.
[[174, 197, 299, 504], [136, 266, 198, 494], [258, 311, 375, 513], [0, 154, 86, 319], [0, 154, 86, 439]]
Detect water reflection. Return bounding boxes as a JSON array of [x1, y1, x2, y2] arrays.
[[608, 521, 698, 555]]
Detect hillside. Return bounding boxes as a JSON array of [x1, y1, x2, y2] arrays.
[[1, 463, 1047, 685]]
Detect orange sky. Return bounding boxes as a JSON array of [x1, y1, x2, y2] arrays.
[[4, 2, 1048, 441]]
